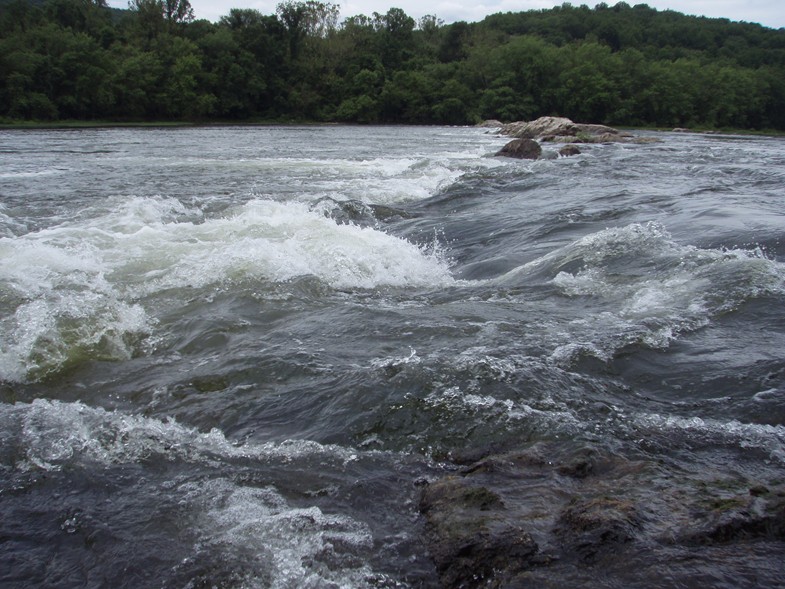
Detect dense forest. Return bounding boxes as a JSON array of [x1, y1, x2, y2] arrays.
[[1, 0, 785, 129]]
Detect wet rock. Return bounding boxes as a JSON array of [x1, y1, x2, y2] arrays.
[[556, 496, 641, 560], [420, 476, 539, 588], [679, 489, 785, 545], [310, 197, 415, 226], [419, 441, 785, 588], [495, 138, 542, 160], [558, 144, 581, 157]]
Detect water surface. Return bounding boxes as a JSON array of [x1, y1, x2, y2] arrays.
[[1, 125, 784, 587]]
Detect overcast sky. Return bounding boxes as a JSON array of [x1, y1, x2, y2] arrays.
[[108, 0, 785, 29]]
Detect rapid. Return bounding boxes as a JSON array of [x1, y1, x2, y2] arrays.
[[1, 125, 784, 588]]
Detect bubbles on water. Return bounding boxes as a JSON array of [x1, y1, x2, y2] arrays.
[[631, 412, 785, 464], [172, 479, 377, 589], [0, 399, 364, 472], [0, 399, 394, 588]]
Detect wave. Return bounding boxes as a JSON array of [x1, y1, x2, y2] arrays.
[[0, 202, 28, 238], [0, 196, 454, 382], [0, 398, 362, 472], [630, 412, 785, 463], [0, 399, 389, 588], [493, 222, 785, 360]]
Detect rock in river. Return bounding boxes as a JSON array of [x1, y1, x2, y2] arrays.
[[420, 476, 539, 588], [495, 138, 542, 160], [559, 144, 582, 157]]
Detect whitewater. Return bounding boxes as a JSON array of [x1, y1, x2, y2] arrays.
[[1, 125, 784, 588]]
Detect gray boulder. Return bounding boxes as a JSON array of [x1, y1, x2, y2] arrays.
[[499, 116, 656, 144]]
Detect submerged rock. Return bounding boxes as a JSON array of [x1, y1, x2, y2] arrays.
[[678, 489, 785, 545], [420, 476, 539, 588], [559, 144, 582, 157], [495, 138, 542, 160], [418, 441, 785, 588], [556, 496, 641, 561]]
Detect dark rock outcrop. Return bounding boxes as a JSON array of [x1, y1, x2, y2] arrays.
[[495, 138, 542, 160]]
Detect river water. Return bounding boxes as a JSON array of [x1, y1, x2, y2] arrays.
[[1, 125, 784, 588]]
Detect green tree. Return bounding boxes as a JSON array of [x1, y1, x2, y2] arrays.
[[0, 22, 115, 119], [127, 0, 194, 42], [554, 41, 623, 123], [439, 21, 470, 62], [109, 44, 163, 118], [372, 7, 415, 70]]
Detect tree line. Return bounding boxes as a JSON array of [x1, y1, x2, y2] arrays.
[[1, 0, 785, 129]]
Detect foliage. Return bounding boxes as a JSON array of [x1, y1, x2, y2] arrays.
[[1, 0, 784, 128]]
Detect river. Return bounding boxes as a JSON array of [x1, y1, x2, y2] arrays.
[[1, 125, 784, 588]]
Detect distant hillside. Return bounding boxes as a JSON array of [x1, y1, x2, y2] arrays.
[[1, 0, 784, 128], [479, 3, 785, 68], [0, 0, 127, 21]]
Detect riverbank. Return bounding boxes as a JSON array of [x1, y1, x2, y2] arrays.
[[2, 118, 785, 136]]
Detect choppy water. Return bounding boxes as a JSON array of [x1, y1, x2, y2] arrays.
[[1, 125, 784, 588]]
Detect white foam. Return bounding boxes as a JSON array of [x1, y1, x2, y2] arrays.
[[0, 196, 455, 381], [117, 198, 452, 292], [423, 383, 580, 430], [0, 168, 63, 179], [502, 222, 785, 356], [77, 197, 453, 293], [0, 237, 151, 381], [0, 399, 386, 587], [177, 479, 377, 589], [371, 347, 421, 371], [231, 150, 488, 205], [1, 399, 362, 472]]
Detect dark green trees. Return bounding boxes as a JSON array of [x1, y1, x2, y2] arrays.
[[1, 0, 784, 129]]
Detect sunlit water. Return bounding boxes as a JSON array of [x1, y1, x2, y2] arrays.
[[1, 125, 784, 587]]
